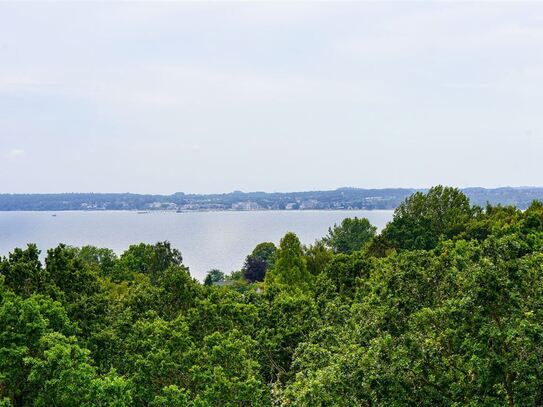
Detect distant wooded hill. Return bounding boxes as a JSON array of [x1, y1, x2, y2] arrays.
[[0, 187, 542, 211]]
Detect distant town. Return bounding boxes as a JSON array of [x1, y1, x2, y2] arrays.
[[1, 187, 543, 212]]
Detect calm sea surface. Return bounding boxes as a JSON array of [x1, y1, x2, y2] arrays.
[[0, 210, 393, 280]]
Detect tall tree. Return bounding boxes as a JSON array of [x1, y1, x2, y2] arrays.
[[382, 185, 473, 250], [265, 233, 313, 292], [204, 269, 225, 286], [0, 244, 46, 297], [323, 217, 376, 254], [243, 242, 276, 282], [116, 241, 183, 284]]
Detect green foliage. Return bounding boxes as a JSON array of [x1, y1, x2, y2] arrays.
[[257, 291, 318, 384], [3, 189, 543, 406], [203, 269, 225, 286], [120, 316, 193, 404], [116, 241, 183, 283], [156, 266, 201, 318], [382, 185, 473, 250], [243, 242, 276, 282], [151, 385, 191, 406], [25, 333, 132, 407], [0, 285, 75, 406], [265, 232, 313, 293], [284, 225, 543, 405], [45, 244, 101, 300], [77, 246, 117, 278], [323, 217, 376, 254], [0, 244, 47, 297], [190, 330, 269, 406], [320, 250, 372, 297], [304, 240, 334, 276]]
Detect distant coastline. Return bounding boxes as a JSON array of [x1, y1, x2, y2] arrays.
[[1, 187, 543, 212]]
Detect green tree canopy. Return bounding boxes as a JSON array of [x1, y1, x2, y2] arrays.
[[381, 185, 473, 250], [3, 188, 543, 406], [243, 242, 276, 282], [0, 244, 46, 297], [265, 233, 313, 293], [116, 241, 183, 283], [203, 269, 225, 286], [323, 217, 376, 254]]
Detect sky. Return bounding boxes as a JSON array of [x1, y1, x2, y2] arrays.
[[1, 1, 543, 194]]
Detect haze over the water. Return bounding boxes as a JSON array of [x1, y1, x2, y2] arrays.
[[1, 2, 542, 194]]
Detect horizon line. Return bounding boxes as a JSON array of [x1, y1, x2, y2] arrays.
[[1, 185, 543, 196]]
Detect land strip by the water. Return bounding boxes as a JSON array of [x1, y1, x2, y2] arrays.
[[1, 187, 543, 211]]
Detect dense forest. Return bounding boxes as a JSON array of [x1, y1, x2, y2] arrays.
[[2, 186, 543, 211], [2, 186, 543, 406]]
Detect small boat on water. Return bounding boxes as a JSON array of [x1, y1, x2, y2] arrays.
[[52, 214, 57, 217]]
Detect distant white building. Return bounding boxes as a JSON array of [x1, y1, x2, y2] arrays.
[[300, 199, 319, 209], [231, 201, 260, 211]]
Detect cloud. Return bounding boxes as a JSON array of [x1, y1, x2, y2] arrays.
[[1, 2, 543, 193], [0, 72, 58, 93], [8, 148, 25, 157]]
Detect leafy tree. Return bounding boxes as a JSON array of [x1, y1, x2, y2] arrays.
[[242, 255, 268, 283], [44, 245, 108, 339], [25, 332, 132, 407], [156, 266, 201, 318], [257, 292, 318, 384], [320, 250, 372, 296], [45, 244, 101, 300], [323, 217, 376, 254], [120, 316, 193, 405], [381, 185, 473, 250], [77, 246, 117, 278], [151, 385, 191, 406], [3, 189, 543, 406], [243, 242, 276, 282], [189, 330, 269, 406], [0, 279, 74, 405], [203, 269, 225, 286], [116, 241, 183, 284], [186, 289, 259, 342], [304, 240, 333, 276], [0, 244, 47, 297], [461, 203, 520, 242], [265, 233, 313, 293]]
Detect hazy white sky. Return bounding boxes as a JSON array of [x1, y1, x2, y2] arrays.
[[1, 1, 543, 194]]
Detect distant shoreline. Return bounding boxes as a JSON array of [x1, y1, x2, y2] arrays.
[[1, 187, 543, 211], [0, 208, 396, 213]]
